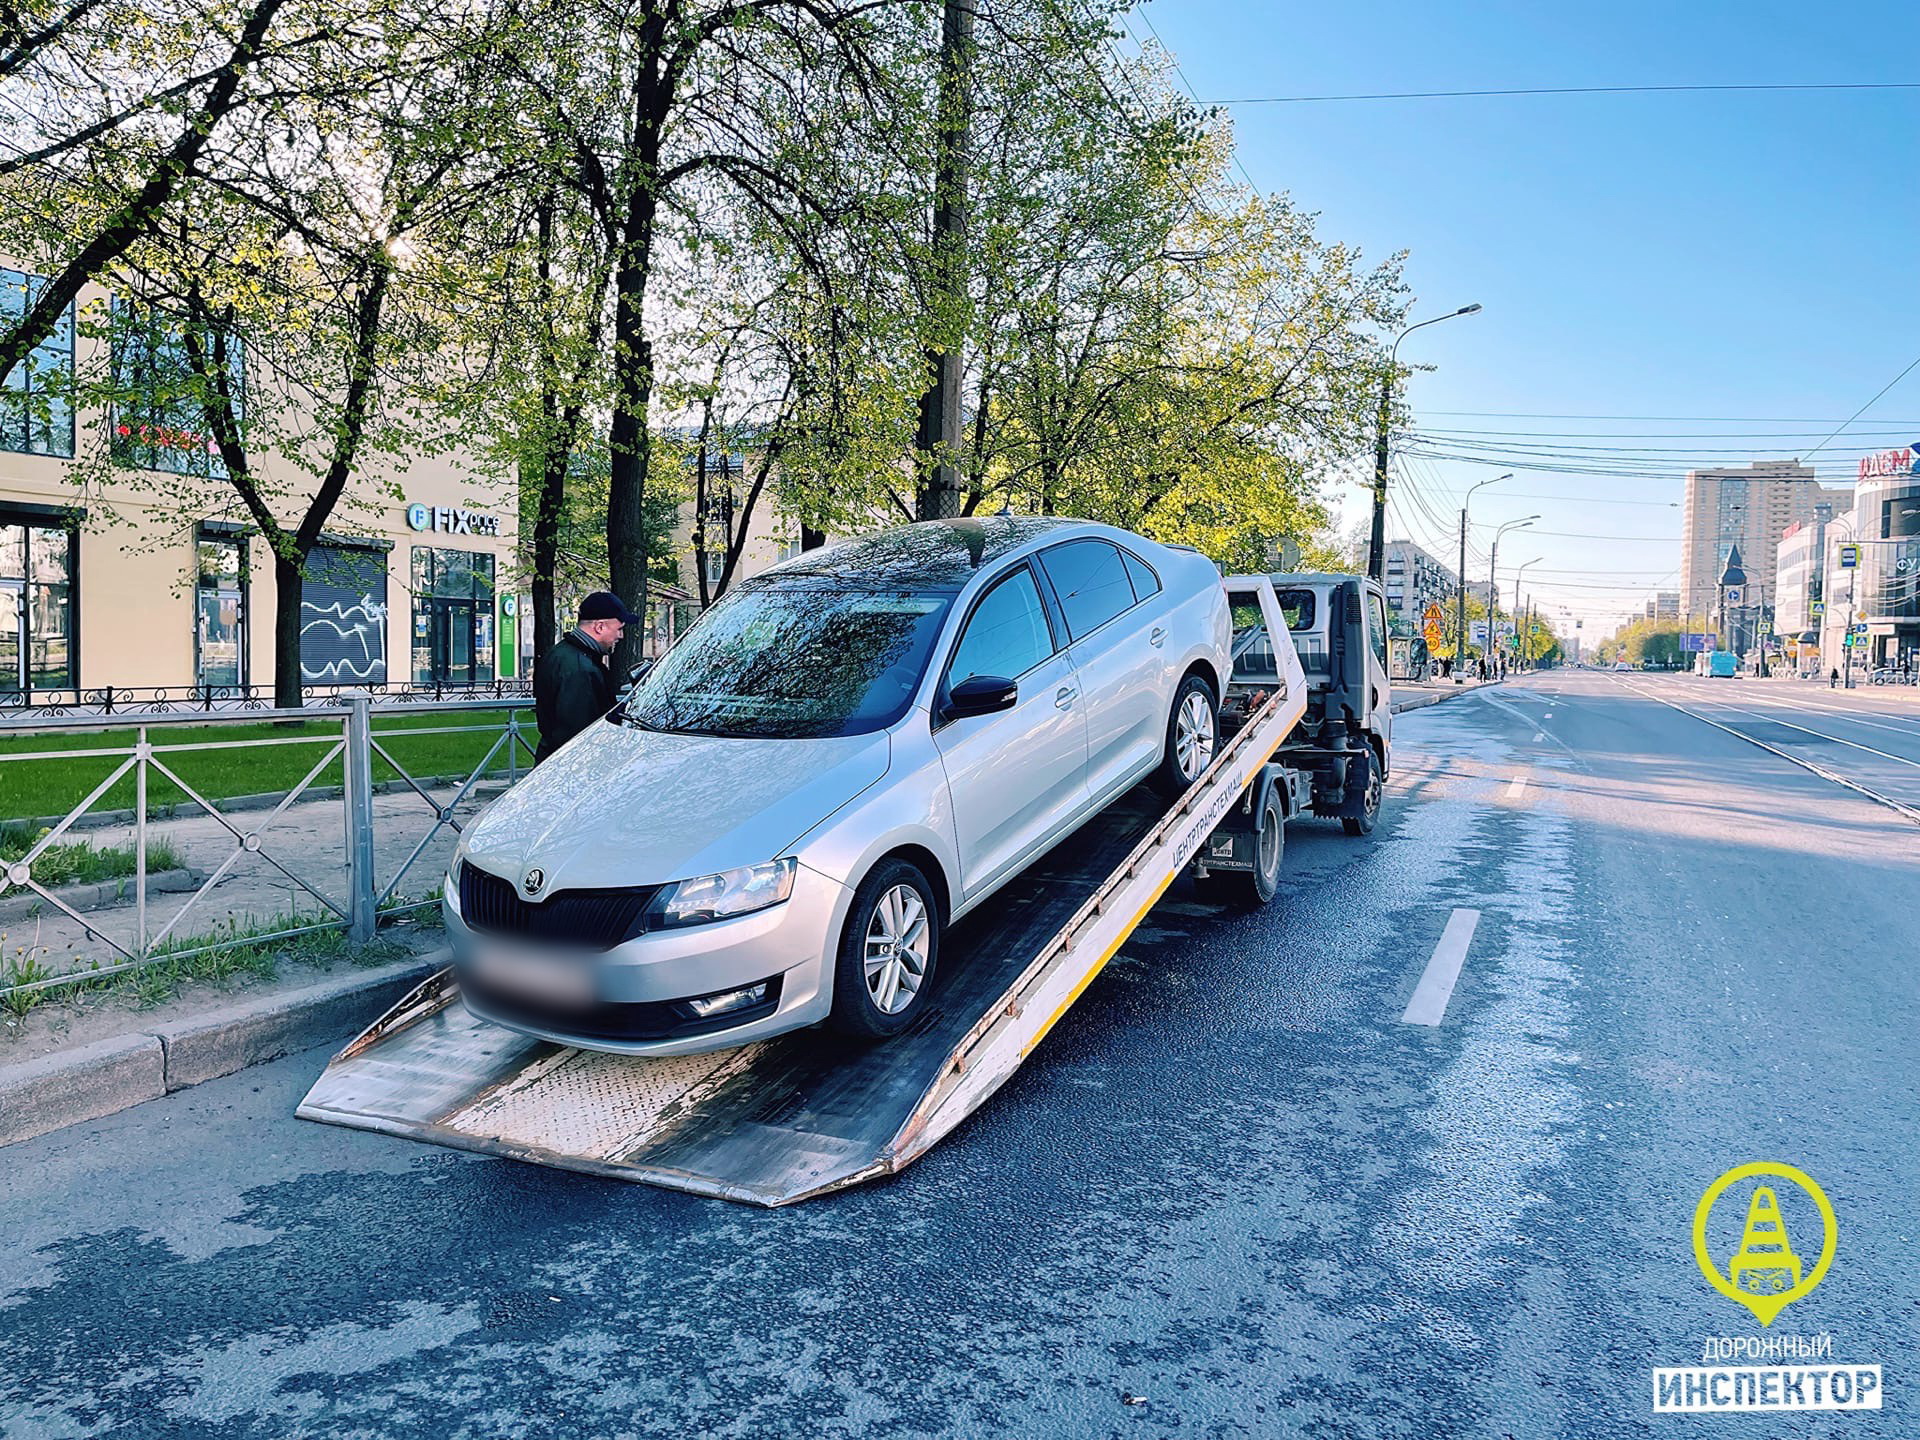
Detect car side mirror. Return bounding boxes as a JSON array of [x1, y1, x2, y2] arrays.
[[942, 674, 1017, 722], [627, 660, 653, 685]]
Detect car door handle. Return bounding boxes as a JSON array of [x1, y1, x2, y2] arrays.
[[1150, 626, 1166, 647], [1055, 686, 1077, 709]]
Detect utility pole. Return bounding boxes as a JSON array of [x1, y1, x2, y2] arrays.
[[1369, 304, 1481, 581], [1456, 472, 1509, 683], [1456, 507, 1468, 678], [915, 0, 973, 521]]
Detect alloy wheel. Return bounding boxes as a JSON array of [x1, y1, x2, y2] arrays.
[[1174, 691, 1216, 780], [864, 883, 930, 1015]]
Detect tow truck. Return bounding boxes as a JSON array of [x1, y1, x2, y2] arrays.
[[299, 572, 1392, 1206]]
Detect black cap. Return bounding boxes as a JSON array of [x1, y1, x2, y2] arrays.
[[578, 590, 641, 625]]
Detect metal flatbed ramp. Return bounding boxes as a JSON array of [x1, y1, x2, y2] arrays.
[[299, 678, 1303, 1206]]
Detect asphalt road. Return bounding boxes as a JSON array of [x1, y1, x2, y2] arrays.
[[4, 672, 1916, 1439]]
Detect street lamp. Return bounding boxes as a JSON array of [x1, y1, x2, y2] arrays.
[[1513, 556, 1544, 668], [1489, 515, 1540, 661], [1370, 303, 1483, 582], [1456, 472, 1510, 682]]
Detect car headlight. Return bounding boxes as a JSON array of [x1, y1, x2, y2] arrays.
[[649, 858, 796, 929]]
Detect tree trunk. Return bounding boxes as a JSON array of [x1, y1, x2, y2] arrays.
[[272, 550, 304, 709], [914, 0, 973, 521], [606, 248, 653, 673]]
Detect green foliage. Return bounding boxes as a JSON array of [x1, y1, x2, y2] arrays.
[[0, 821, 184, 887]]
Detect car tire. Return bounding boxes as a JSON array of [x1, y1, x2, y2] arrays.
[[1197, 788, 1284, 909], [827, 858, 941, 1041], [1342, 744, 1383, 836], [1152, 673, 1219, 797]]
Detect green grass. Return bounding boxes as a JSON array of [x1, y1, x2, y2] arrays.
[[0, 707, 533, 823], [0, 820, 186, 888], [0, 892, 445, 1018]]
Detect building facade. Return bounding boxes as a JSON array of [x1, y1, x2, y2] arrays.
[[1381, 538, 1456, 636], [0, 269, 517, 698], [1643, 590, 1679, 621], [1678, 460, 1850, 626], [1817, 447, 1920, 672]]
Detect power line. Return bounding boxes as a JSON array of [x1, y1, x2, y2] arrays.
[[1203, 82, 1920, 105], [1801, 353, 1920, 462], [1423, 410, 1920, 423]]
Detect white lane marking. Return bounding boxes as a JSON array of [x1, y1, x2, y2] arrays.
[[1506, 772, 1530, 799], [1533, 731, 1545, 742], [1544, 710, 1554, 719], [1403, 909, 1481, 1026]]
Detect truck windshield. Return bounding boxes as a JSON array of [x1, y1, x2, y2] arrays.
[[622, 584, 953, 738]]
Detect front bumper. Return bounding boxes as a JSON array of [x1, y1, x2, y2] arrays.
[[442, 861, 850, 1056]]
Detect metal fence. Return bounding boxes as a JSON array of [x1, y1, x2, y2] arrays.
[[0, 696, 534, 1000], [0, 678, 534, 721]]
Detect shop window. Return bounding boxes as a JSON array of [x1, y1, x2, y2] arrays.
[[109, 300, 243, 478], [411, 546, 496, 686], [0, 270, 75, 458], [0, 516, 76, 692], [196, 533, 248, 687]]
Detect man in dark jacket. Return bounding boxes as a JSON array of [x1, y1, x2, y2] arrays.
[[534, 591, 640, 762]]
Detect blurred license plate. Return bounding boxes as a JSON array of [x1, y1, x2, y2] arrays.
[[465, 941, 596, 1008]]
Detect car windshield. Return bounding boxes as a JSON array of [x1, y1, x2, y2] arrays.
[[621, 583, 953, 739]]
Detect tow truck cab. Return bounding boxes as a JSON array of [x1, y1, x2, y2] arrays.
[[1224, 572, 1392, 836]]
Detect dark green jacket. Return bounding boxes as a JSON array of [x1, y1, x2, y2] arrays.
[[533, 631, 614, 762]]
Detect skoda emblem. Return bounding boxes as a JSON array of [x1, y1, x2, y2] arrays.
[[523, 867, 545, 895]]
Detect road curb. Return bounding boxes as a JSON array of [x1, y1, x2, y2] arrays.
[[0, 950, 446, 1147], [1390, 681, 1501, 714], [0, 1032, 165, 1147]]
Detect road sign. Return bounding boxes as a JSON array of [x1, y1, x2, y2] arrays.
[[1839, 544, 1859, 569], [1422, 603, 1444, 626], [1810, 599, 1826, 616], [1758, 621, 1772, 635], [1680, 633, 1715, 653], [1851, 622, 1869, 635], [1723, 585, 1744, 606], [1423, 621, 1443, 647]]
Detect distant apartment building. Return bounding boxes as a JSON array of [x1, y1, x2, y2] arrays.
[[1678, 460, 1851, 622], [1381, 538, 1456, 634], [1643, 590, 1679, 621]]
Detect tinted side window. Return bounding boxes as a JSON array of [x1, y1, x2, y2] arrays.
[[1368, 593, 1389, 667], [946, 567, 1053, 685], [1120, 548, 1161, 601], [1040, 540, 1134, 642]]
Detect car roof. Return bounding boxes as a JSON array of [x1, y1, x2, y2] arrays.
[[757, 516, 1103, 592]]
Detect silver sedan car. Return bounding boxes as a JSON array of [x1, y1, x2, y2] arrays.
[[447, 516, 1231, 1054]]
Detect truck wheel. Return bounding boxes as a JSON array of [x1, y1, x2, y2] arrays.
[[1152, 674, 1218, 797], [1342, 750, 1383, 836], [1198, 790, 1284, 909], [828, 858, 940, 1040]]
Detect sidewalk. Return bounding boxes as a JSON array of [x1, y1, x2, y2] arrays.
[[1389, 675, 1504, 713], [1, 776, 502, 988]]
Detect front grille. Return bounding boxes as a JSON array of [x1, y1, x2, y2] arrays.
[[457, 862, 657, 950]]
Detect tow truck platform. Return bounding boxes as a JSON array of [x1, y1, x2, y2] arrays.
[[298, 581, 1310, 1206]]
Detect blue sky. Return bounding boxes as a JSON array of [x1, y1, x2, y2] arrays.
[[1135, 0, 1920, 630]]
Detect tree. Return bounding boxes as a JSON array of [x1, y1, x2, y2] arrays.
[[0, 0, 314, 379], [65, 0, 515, 704]]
